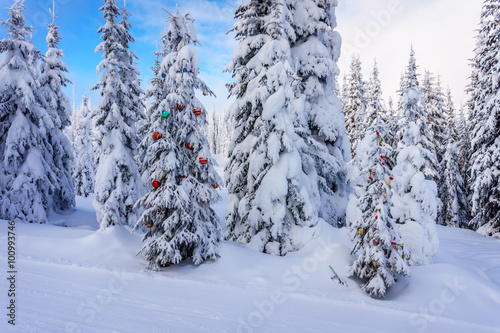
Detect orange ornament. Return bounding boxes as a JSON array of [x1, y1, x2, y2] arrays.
[[152, 132, 162, 140]]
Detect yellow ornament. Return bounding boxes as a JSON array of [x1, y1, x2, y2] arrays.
[[385, 180, 391, 186], [383, 193, 388, 199], [357, 228, 366, 236]]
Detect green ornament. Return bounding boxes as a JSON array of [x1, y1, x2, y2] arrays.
[[161, 110, 170, 118]]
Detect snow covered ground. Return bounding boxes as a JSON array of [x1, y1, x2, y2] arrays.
[[1, 158, 499, 333]]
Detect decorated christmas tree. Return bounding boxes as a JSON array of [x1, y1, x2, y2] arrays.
[[348, 91, 410, 298], [133, 8, 222, 270]]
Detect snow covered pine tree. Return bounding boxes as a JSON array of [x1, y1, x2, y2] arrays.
[[133, 8, 222, 270], [70, 93, 95, 197], [344, 55, 367, 155], [348, 110, 410, 298], [288, 0, 351, 227], [468, 0, 500, 238], [391, 49, 439, 265], [93, 0, 143, 229], [225, 0, 322, 255], [0, 0, 58, 223], [39, 3, 75, 212]]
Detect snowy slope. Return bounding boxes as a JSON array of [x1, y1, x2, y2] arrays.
[[1, 159, 500, 333]]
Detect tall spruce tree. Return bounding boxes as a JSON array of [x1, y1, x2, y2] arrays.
[[468, 0, 500, 237], [224, 0, 319, 255], [133, 9, 222, 269], [70, 93, 95, 197], [92, 0, 143, 229], [288, 0, 351, 227], [391, 49, 439, 265], [439, 89, 468, 228], [0, 0, 57, 223], [348, 113, 410, 298], [344, 55, 367, 154], [39, 4, 75, 212]]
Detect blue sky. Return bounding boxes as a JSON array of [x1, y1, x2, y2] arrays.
[[0, 0, 484, 114]]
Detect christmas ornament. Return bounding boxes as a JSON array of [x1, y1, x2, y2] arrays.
[[193, 108, 202, 116], [371, 261, 380, 268], [145, 221, 154, 228], [152, 132, 162, 140], [182, 68, 187, 73], [177, 104, 185, 111], [383, 193, 388, 199], [182, 175, 187, 178], [199, 157, 208, 165], [212, 184, 219, 189], [161, 110, 169, 118], [390, 177, 394, 180], [382, 162, 386, 166], [152, 181, 161, 188], [185, 142, 193, 150], [161, 73, 166, 78], [376, 131, 380, 136], [373, 239, 379, 245], [381, 155, 386, 159], [203, 92, 207, 96], [385, 180, 391, 186], [357, 227, 366, 236], [375, 215, 378, 219]]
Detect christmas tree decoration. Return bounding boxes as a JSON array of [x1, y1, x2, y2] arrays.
[[202, 92, 207, 96], [161, 110, 170, 118], [357, 227, 366, 236], [152, 181, 161, 188], [161, 73, 166, 78], [182, 68, 187, 73], [152, 132, 163, 140], [199, 157, 208, 165], [373, 239, 379, 245], [177, 104, 185, 111], [211, 184, 219, 189], [193, 108, 202, 116], [185, 142, 193, 150], [145, 221, 154, 228]]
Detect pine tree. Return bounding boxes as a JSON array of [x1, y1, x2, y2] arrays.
[[365, 60, 386, 128], [385, 97, 397, 150], [70, 93, 95, 197], [224, 0, 319, 255], [468, 0, 500, 237], [456, 104, 471, 208], [288, 0, 350, 226], [39, 4, 75, 212], [0, 0, 57, 223], [92, 0, 143, 229], [391, 48, 439, 265], [133, 9, 222, 270], [439, 89, 468, 228], [344, 55, 367, 154], [348, 116, 410, 298], [206, 104, 219, 155]]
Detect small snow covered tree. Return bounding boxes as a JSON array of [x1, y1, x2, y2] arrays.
[[224, 0, 318, 255], [70, 93, 95, 197], [288, 0, 350, 226], [468, 0, 500, 237], [133, 9, 222, 270], [92, 0, 143, 229], [0, 0, 56, 223], [348, 116, 410, 298], [206, 104, 219, 155], [438, 90, 468, 228], [365, 61, 386, 128], [39, 5, 75, 212], [456, 105, 471, 205], [344, 55, 367, 154], [391, 48, 439, 265]]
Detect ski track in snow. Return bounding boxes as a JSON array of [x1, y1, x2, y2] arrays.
[[1, 195, 500, 332]]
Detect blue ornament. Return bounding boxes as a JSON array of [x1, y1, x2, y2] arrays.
[[161, 73, 166, 78], [182, 68, 187, 73], [161, 110, 170, 118]]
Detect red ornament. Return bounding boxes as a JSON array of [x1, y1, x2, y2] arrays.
[[145, 221, 154, 228], [373, 239, 379, 245], [375, 215, 378, 219], [152, 132, 162, 140], [185, 142, 193, 150], [199, 157, 208, 165], [370, 176, 374, 181], [147, 205, 152, 209], [390, 177, 394, 180], [203, 92, 207, 96], [382, 162, 386, 166], [376, 132, 380, 136], [152, 181, 161, 188], [193, 108, 202, 116], [177, 104, 185, 111], [212, 184, 219, 189], [381, 155, 386, 159], [182, 175, 187, 178]]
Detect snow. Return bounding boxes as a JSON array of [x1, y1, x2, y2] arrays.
[[1, 155, 500, 332]]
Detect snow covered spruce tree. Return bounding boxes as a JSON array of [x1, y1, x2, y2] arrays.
[[438, 90, 468, 228], [92, 0, 143, 229], [224, 0, 319, 255], [468, 0, 500, 237], [348, 110, 410, 298], [39, 5, 75, 212], [133, 9, 222, 270], [288, 0, 351, 226], [70, 93, 95, 197], [206, 104, 219, 155], [391, 49, 439, 265], [344, 55, 367, 154], [0, 0, 59, 223]]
